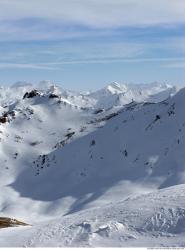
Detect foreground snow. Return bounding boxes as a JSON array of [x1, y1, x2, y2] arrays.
[[0, 184, 185, 247]]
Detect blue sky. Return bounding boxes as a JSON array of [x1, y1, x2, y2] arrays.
[[0, 0, 184, 90]]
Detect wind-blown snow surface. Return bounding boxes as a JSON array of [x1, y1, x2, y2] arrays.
[[1, 184, 185, 247], [0, 81, 185, 247]]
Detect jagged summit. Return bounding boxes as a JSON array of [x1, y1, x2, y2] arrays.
[[104, 82, 128, 94], [0, 81, 180, 109]]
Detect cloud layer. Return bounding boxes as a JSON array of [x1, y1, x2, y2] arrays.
[[0, 0, 184, 86], [0, 0, 185, 28], [0, 0, 184, 42]]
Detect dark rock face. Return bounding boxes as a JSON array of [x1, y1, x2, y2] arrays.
[[0, 117, 7, 123], [49, 93, 59, 99], [65, 131, 75, 139], [90, 139, 96, 146], [94, 109, 104, 114], [23, 90, 41, 99], [0, 111, 16, 124]]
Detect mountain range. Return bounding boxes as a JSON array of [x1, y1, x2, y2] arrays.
[[0, 81, 185, 247]]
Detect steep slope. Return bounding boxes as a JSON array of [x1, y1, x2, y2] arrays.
[[0, 90, 100, 220], [0, 85, 184, 222], [0, 82, 185, 247]]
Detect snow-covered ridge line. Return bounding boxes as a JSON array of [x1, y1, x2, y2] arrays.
[[0, 80, 182, 109]]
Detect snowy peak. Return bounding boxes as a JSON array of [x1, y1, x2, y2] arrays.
[[87, 82, 180, 109], [0, 81, 182, 110], [105, 82, 128, 94]]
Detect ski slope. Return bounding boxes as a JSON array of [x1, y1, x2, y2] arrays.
[[0, 184, 185, 247]]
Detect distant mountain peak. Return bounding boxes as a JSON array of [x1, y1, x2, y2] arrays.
[[106, 82, 127, 94]]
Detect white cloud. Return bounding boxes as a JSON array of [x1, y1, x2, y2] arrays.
[[163, 61, 185, 68], [0, 41, 145, 64], [0, 1, 184, 42], [0, 63, 60, 70], [1, 58, 184, 70], [0, 0, 184, 28], [36, 57, 185, 65]]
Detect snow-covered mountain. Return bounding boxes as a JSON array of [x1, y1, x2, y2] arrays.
[[0, 81, 178, 109], [87, 82, 177, 109], [0, 81, 185, 247]]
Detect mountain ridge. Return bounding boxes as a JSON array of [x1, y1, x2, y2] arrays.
[[0, 82, 185, 247]]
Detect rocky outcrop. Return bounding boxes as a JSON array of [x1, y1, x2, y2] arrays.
[[23, 90, 41, 99], [0, 217, 29, 228], [0, 111, 15, 124], [0, 116, 7, 123], [49, 93, 59, 99]]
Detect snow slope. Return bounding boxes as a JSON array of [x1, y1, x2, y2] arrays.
[[0, 81, 184, 247], [0, 184, 185, 247]]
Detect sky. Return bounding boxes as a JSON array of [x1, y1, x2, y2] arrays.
[[0, 0, 184, 90]]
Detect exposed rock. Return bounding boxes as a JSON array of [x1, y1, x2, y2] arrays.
[[0, 117, 7, 123], [0, 217, 29, 228], [49, 93, 59, 99], [23, 90, 41, 99], [90, 139, 96, 146], [93, 108, 104, 114], [65, 131, 75, 139], [1, 111, 16, 122]]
